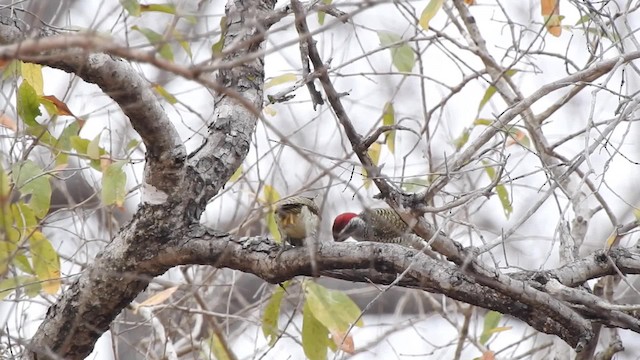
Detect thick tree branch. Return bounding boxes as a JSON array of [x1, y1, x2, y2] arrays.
[[183, 0, 276, 221], [15, 0, 278, 357], [149, 227, 640, 348]]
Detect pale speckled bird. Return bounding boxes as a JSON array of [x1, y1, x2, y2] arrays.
[[274, 196, 321, 247], [332, 208, 428, 250]]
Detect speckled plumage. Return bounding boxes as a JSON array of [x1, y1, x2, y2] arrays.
[[333, 208, 427, 250], [274, 196, 320, 246]]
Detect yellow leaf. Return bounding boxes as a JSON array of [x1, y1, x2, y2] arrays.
[[152, 83, 178, 104], [382, 102, 395, 154], [303, 300, 329, 360], [604, 231, 618, 251], [454, 128, 470, 151], [261, 185, 282, 242], [304, 282, 363, 333], [134, 286, 178, 313], [20, 62, 44, 96], [363, 142, 382, 189], [419, 0, 444, 30], [264, 105, 277, 116], [368, 142, 381, 165], [228, 166, 242, 183], [483, 162, 512, 219], [87, 134, 101, 160], [262, 281, 289, 346], [205, 331, 232, 360], [265, 73, 297, 89], [29, 231, 60, 294]]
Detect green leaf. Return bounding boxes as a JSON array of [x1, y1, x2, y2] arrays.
[[131, 26, 174, 61], [228, 166, 242, 183], [480, 311, 509, 345], [177, 37, 193, 58], [265, 73, 298, 89], [495, 183, 512, 218], [17, 81, 42, 127], [454, 127, 471, 151], [70, 135, 90, 154], [0, 164, 10, 199], [0, 275, 39, 300], [575, 14, 591, 26], [55, 121, 81, 165], [262, 185, 281, 243], [402, 177, 430, 192], [483, 161, 512, 219], [2, 60, 20, 80], [212, 17, 228, 55], [473, 118, 494, 126], [11, 201, 38, 231], [140, 3, 176, 14], [87, 133, 101, 160], [29, 231, 60, 295], [20, 62, 44, 96], [317, 0, 333, 25], [126, 139, 141, 152], [377, 31, 415, 73], [262, 281, 289, 346], [152, 84, 178, 104], [204, 331, 232, 360], [0, 233, 12, 275], [71, 135, 108, 171], [634, 208, 640, 222], [477, 69, 518, 111], [382, 102, 395, 154], [102, 161, 127, 207], [304, 282, 364, 334], [120, 0, 141, 16], [11, 160, 51, 218], [419, 0, 444, 30], [303, 300, 329, 360], [13, 253, 34, 275]]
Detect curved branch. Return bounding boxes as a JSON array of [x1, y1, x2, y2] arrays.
[[0, 18, 185, 195], [153, 227, 640, 349], [182, 0, 276, 220]]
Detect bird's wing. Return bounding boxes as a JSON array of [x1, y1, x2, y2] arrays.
[[276, 196, 320, 216], [361, 208, 408, 238]]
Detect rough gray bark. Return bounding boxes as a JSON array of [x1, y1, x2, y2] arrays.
[[2, 0, 275, 357], [1, 1, 640, 359]]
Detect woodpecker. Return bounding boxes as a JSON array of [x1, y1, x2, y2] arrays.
[[332, 208, 428, 250], [274, 196, 321, 247]]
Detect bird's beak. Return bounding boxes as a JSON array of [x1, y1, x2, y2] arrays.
[[333, 232, 345, 242]]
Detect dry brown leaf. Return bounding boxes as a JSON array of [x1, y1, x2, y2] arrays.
[[506, 129, 526, 146], [331, 330, 355, 354], [541, 0, 561, 37], [42, 95, 75, 117], [464, 0, 476, 4], [482, 350, 496, 360], [0, 113, 17, 131]]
